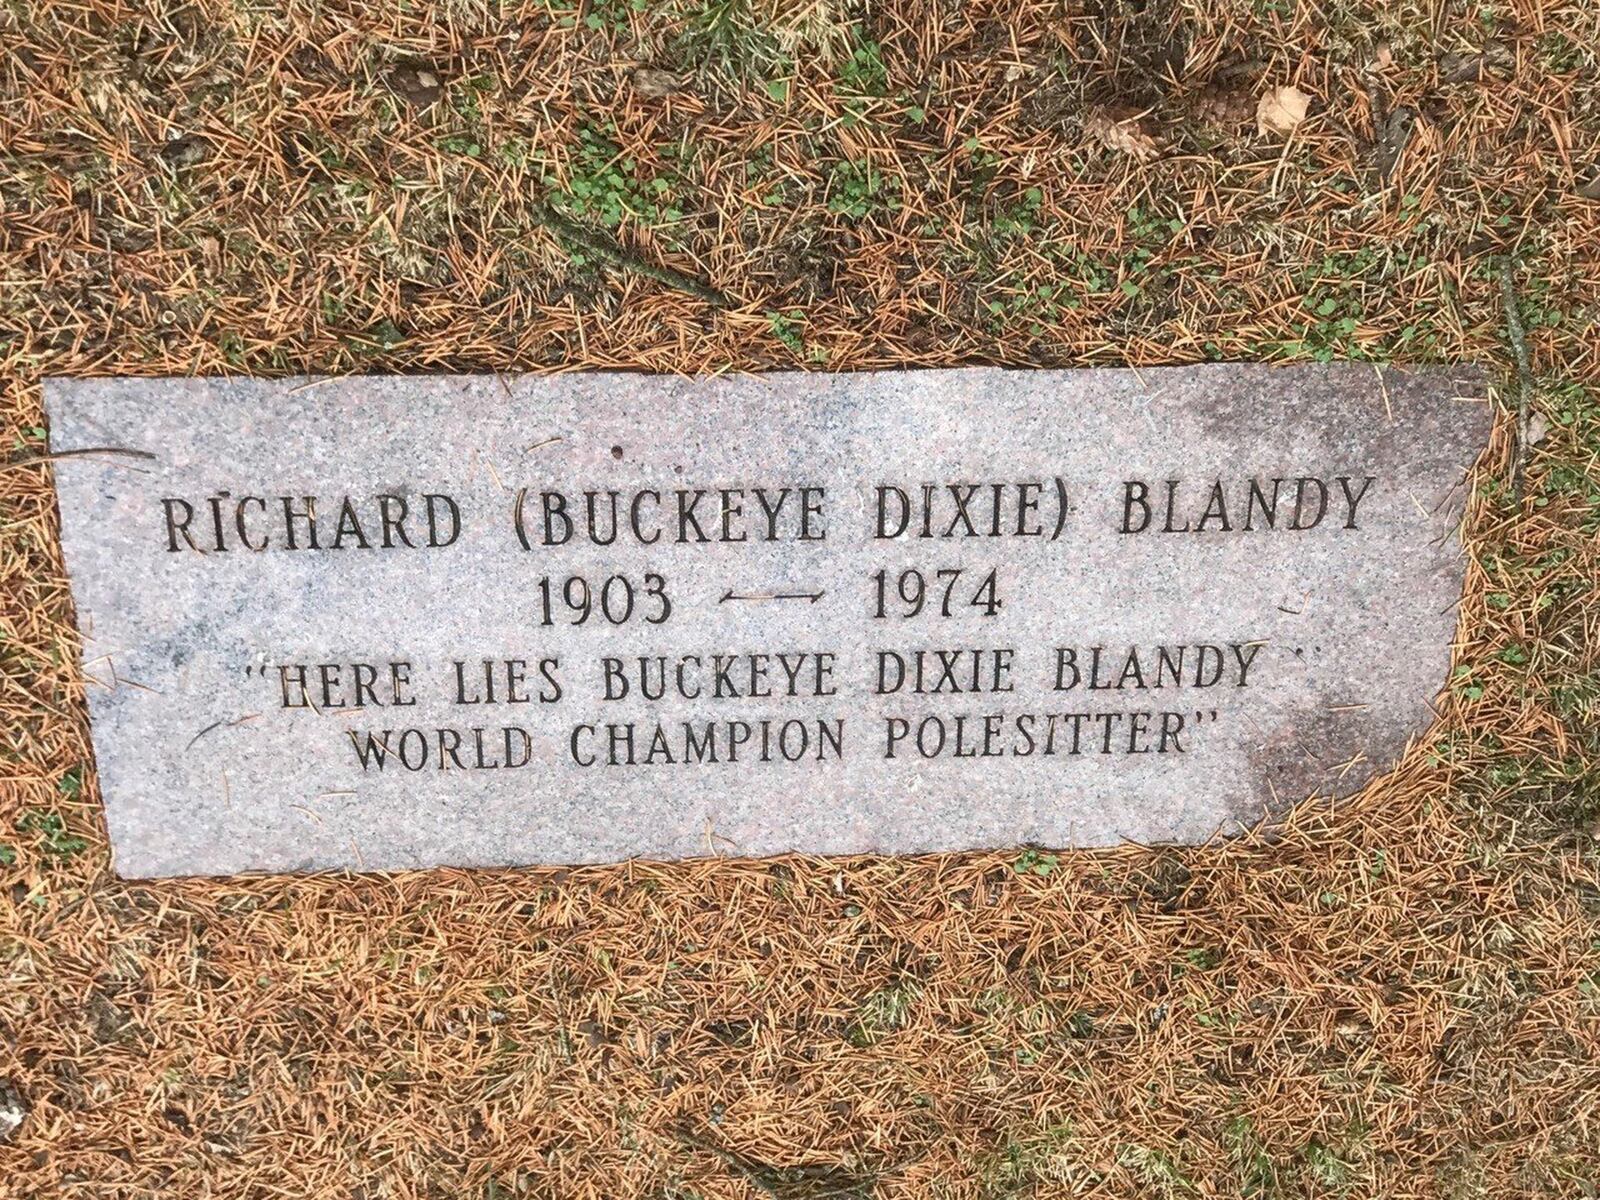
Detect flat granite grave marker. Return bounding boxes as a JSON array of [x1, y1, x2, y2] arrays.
[[46, 364, 1489, 878]]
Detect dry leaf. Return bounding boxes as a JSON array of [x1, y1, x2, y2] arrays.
[[389, 61, 443, 108], [159, 133, 213, 167], [630, 67, 683, 99], [194, 233, 222, 267], [1083, 104, 1163, 162], [1256, 85, 1311, 136], [0, 1079, 27, 1145], [1440, 40, 1513, 84]]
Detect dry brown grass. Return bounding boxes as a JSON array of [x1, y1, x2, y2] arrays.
[[2, 0, 1599, 1196]]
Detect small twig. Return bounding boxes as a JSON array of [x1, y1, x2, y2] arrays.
[[0, 446, 158, 474], [532, 201, 730, 308], [1498, 256, 1534, 500]]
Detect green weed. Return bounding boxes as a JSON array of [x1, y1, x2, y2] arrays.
[[767, 309, 805, 352], [1012, 848, 1058, 876], [17, 809, 88, 860], [846, 979, 920, 1046], [547, 122, 682, 230], [1117, 1143, 1196, 1197], [826, 160, 900, 220], [1225, 1116, 1282, 1197]]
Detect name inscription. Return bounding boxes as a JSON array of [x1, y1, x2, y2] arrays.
[[154, 472, 1373, 555], [46, 365, 1487, 877]]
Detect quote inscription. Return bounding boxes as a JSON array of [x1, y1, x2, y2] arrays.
[[47, 365, 1486, 876]]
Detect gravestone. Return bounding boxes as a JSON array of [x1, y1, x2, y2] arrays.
[[47, 364, 1489, 877]]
